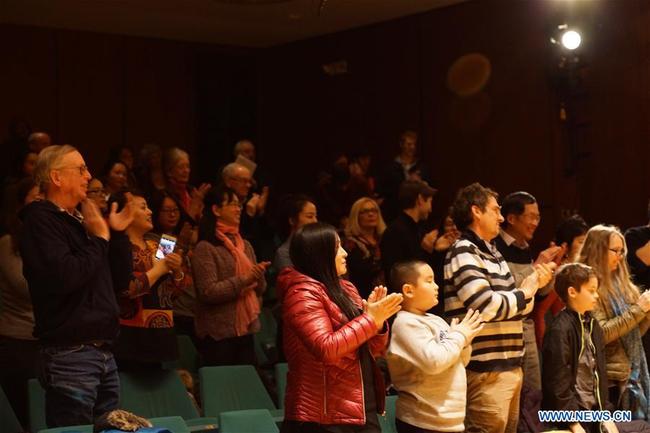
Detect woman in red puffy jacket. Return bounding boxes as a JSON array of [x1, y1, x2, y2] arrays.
[[277, 222, 402, 433]]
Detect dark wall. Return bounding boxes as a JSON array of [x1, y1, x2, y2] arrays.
[[0, 24, 257, 183], [258, 0, 650, 246]]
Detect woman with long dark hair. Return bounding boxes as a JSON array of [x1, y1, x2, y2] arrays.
[[278, 222, 402, 433], [191, 184, 269, 366]]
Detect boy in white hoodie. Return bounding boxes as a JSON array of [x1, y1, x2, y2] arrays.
[[387, 260, 483, 433]]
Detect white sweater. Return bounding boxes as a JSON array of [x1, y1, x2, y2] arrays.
[[387, 311, 471, 432]]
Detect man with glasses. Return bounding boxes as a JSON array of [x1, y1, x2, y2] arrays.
[[444, 183, 555, 433], [20, 145, 133, 428], [494, 191, 564, 394]]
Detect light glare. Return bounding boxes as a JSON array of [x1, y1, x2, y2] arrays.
[[561, 30, 581, 50]]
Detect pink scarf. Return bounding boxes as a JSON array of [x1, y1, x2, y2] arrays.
[[215, 222, 260, 336]]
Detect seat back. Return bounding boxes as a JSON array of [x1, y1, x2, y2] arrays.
[[378, 395, 398, 433], [219, 409, 278, 433], [199, 365, 276, 418], [1, 385, 23, 433], [119, 369, 200, 420], [28, 378, 47, 433]]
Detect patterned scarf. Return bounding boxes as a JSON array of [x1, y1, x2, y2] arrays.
[[215, 221, 260, 336], [610, 284, 650, 420]]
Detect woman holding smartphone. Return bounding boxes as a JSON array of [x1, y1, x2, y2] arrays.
[[191, 184, 269, 366], [110, 190, 185, 369], [277, 222, 402, 433]]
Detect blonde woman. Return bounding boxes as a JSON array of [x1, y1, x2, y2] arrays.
[[579, 224, 650, 418], [343, 197, 387, 298]]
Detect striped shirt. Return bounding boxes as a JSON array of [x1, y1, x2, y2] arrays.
[[444, 229, 533, 372]]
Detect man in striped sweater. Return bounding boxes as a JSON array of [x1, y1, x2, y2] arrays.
[[444, 183, 555, 433]]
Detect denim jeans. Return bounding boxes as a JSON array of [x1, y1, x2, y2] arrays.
[[39, 344, 119, 428]]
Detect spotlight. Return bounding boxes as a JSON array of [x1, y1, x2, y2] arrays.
[[561, 30, 581, 50], [550, 24, 582, 51]]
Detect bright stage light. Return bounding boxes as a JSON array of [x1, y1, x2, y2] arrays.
[[561, 30, 581, 50]]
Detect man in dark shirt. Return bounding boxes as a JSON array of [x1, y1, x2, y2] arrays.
[[625, 201, 650, 290], [20, 145, 133, 428], [380, 180, 437, 290]]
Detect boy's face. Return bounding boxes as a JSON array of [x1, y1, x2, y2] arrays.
[[405, 264, 439, 314], [569, 276, 599, 314]]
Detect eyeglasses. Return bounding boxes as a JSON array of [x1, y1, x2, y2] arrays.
[[609, 248, 625, 256], [160, 207, 180, 215], [359, 208, 379, 215], [57, 164, 89, 176], [521, 213, 541, 223]]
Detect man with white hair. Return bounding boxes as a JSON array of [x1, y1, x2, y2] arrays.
[[20, 145, 133, 428]]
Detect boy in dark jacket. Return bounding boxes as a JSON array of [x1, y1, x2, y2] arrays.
[[542, 263, 615, 433]]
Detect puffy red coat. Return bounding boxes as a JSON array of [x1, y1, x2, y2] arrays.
[[277, 267, 388, 425]]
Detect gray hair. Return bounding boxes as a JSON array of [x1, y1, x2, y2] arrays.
[[34, 145, 78, 194], [162, 147, 189, 176], [222, 162, 248, 181], [233, 139, 254, 157]]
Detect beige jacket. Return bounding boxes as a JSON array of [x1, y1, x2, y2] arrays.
[[592, 297, 650, 383]]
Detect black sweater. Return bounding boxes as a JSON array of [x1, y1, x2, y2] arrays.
[[19, 200, 126, 345]]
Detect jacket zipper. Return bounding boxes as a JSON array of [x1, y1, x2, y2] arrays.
[[359, 358, 367, 424]]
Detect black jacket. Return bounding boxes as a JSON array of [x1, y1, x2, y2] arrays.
[[542, 308, 609, 428], [19, 200, 126, 345], [380, 212, 430, 289]]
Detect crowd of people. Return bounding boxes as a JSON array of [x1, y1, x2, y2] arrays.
[[4, 127, 650, 433]]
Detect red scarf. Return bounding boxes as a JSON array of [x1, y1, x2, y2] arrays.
[[168, 178, 191, 215], [215, 221, 260, 336]]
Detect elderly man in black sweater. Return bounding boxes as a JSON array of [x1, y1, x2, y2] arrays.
[[20, 145, 133, 428]]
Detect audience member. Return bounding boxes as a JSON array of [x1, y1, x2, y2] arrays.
[[347, 149, 378, 204], [343, 197, 386, 298], [625, 201, 650, 290], [542, 263, 616, 433], [147, 191, 199, 341], [27, 131, 52, 153], [533, 214, 589, 345], [135, 143, 166, 198], [380, 180, 437, 287], [87, 178, 109, 214], [494, 191, 564, 392], [579, 224, 650, 418], [0, 178, 41, 427], [163, 147, 211, 224], [273, 194, 318, 271], [277, 222, 402, 433], [444, 182, 554, 433], [191, 185, 269, 366], [20, 145, 134, 427], [379, 130, 431, 221], [111, 191, 185, 369], [233, 138, 269, 192], [387, 260, 482, 433], [102, 160, 129, 197]]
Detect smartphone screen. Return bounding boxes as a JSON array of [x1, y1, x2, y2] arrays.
[[155, 235, 177, 260]]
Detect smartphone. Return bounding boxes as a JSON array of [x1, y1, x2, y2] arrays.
[[155, 234, 177, 260]]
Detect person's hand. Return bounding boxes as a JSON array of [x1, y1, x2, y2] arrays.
[[164, 252, 183, 274], [534, 242, 564, 265], [420, 229, 439, 254], [243, 261, 271, 285], [602, 420, 619, 433], [363, 292, 403, 329], [246, 194, 261, 217], [434, 231, 460, 252], [449, 308, 484, 344], [189, 183, 211, 220], [257, 186, 270, 215], [637, 290, 650, 313], [107, 192, 135, 231], [81, 199, 110, 240], [535, 262, 557, 288], [365, 285, 388, 308], [569, 422, 587, 433]]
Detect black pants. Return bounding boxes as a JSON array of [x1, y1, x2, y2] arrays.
[[198, 334, 256, 366], [0, 335, 39, 428]]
